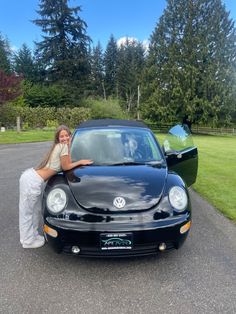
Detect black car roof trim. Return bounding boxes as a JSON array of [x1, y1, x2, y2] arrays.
[[77, 119, 148, 129]]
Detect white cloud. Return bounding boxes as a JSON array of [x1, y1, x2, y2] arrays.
[[142, 39, 150, 54], [117, 36, 150, 53], [11, 45, 18, 52], [117, 36, 138, 47]]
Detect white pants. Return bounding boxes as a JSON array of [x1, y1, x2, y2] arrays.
[[19, 168, 45, 245]]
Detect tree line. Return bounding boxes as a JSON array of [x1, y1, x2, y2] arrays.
[[0, 0, 236, 128]]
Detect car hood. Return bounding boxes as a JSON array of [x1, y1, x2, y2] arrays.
[[66, 165, 167, 213]]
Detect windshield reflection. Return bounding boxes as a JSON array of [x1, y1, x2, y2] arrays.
[[163, 124, 194, 152], [73, 175, 159, 210], [71, 128, 162, 165]]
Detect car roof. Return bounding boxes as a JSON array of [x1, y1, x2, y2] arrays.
[[77, 119, 149, 129]]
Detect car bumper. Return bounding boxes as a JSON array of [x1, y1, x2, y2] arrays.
[[44, 213, 191, 257]]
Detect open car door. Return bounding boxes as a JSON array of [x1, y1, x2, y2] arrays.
[[163, 125, 198, 187]]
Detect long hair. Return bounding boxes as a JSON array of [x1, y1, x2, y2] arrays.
[[36, 125, 71, 170]]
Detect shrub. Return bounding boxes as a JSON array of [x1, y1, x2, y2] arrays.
[[0, 104, 91, 129], [0, 103, 18, 127], [69, 107, 91, 127], [56, 107, 91, 128], [84, 98, 127, 120], [46, 120, 58, 129], [0, 97, 127, 129]]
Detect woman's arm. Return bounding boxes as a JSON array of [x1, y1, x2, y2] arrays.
[[60, 155, 93, 171]]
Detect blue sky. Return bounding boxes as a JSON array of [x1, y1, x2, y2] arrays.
[[0, 0, 235, 51]]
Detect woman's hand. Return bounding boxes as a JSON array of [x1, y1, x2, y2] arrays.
[[79, 159, 93, 166], [61, 156, 93, 171]]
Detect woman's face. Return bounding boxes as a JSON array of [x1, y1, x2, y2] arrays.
[[58, 129, 70, 144]]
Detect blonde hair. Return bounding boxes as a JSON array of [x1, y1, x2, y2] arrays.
[[36, 125, 71, 170]]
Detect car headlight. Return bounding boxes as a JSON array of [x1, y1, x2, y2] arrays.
[[168, 186, 188, 212], [46, 188, 67, 214]]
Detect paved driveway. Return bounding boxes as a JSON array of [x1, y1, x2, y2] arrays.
[[0, 142, 236, 314]]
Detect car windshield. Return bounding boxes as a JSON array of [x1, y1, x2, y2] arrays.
[[70, 127, 163, 165]]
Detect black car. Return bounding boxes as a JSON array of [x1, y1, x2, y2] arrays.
[[43, 119, 198, 257]]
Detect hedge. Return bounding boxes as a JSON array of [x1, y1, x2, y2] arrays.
[[0, 104, 91, 129]]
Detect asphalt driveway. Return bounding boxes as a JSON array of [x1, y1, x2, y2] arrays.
[[0, 142, 236, 314]]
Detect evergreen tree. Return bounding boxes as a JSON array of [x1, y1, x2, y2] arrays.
[[142, 0, 236, 125], [196, 0, 236, 125], [104, 35, 118, 97], [90, 42, 105, 98], [13, 44, 36, 82], [23, 82, 70, 107], [0, 33, 12, 74], [33, 51, 48, 83], [33, 0, 91, 90], [116, 38, 145, 115]]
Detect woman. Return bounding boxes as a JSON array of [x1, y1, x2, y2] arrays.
[[19, 125, 92, 249]]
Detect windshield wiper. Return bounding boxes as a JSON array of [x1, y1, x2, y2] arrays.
[[108, 161, 146, 166], [109, 160, 163, 166], [145, 160, 163, 165], [89, 160, 163, 166]]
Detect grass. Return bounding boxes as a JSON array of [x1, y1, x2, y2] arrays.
[[0, 129, 235, 222], [191, 135, 236, 222], [156, 133, 236, 222], [0, 129, 54, 144]]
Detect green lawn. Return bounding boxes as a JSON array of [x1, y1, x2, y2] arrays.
[[191, 135, 236, 222], [0, 129, 235, 222], [156, 133, 236, 222], [0, 129, 54, 144]]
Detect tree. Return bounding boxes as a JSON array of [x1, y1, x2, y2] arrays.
[[104, 35, 118, 97], [23, 83, 70, 107], [196, 0, 236, 125], [0, 33, 12, 74], [142, 0, 236, 125], [33, 0, 91, 88], [0, 70, 22, 105], [13, 44, 37, 82], [90, 42, 105, 98], [116, 38, 145, 115]]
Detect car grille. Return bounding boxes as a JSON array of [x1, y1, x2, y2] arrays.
[[62, 242, 175, 257]]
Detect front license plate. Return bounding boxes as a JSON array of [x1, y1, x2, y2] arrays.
[[100, 233, 133, 250]]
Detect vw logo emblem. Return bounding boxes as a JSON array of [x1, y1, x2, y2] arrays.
[[113, 197, 126, 209]]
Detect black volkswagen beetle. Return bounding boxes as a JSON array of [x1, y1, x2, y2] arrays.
[[43, 119, 198, 257]]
